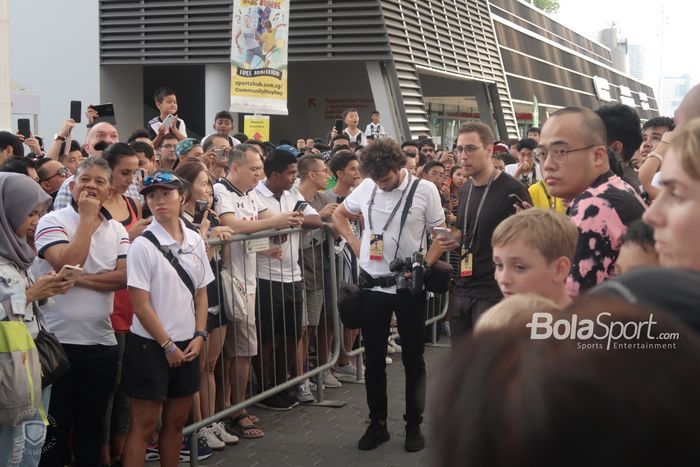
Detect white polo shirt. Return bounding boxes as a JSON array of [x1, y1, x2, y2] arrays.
[[505, 162, 543, 185], [254, 180, 318, 283], [343, 169, 444, 294], [213, 178, 267, 291], [127, 218, 214, 341], [34, 202, 130, 345]]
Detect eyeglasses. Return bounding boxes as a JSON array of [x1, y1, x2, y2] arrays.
[[40, 166, 70, 183], [161, 144, 175, 150], [453, 145, 483, 155], [539, 144, 596, 163], [143, 172, 176, 187]]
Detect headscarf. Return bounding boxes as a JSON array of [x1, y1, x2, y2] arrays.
[[0, 173, 52, 270]]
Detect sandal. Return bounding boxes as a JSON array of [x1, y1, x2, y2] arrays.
[[243, 411, 259, 424], [229, 414, 265, 439]]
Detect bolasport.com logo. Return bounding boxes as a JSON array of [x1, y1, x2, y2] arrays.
[[526, 312, 680, 350]]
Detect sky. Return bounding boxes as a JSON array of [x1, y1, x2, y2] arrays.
[[554, 0, 698, 110]]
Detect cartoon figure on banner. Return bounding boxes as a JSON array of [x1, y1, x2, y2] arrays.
[[234, 5, 287, 70]]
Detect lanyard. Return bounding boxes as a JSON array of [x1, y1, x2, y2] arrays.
[[367, 174, 412, 233], [539, 180, 555, 209], [461, 168, 496, 250]]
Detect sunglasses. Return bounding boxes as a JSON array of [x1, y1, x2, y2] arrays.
[[143, 172, 176, 187], [40, 166, 71, 183]]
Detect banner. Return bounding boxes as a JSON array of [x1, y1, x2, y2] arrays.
[[532, 94, 540, 127], [230, 0, 289, 115], [243, 115, 270, 142]]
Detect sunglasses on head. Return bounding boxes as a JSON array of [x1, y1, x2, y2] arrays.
[[143, 172, 176, 187]]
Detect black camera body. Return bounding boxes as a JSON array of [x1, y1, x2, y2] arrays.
[[389, 252, 424, 295]]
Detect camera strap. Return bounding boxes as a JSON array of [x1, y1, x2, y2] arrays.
[[393, 178, 421, 260], [142, 231, 196, 299]]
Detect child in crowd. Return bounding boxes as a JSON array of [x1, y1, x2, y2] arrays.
[[613, 220, 659, 276], [491, 208, 578, 308], [201, 111, 243, 149], [147, 86, 187, 145], [333, 108, 367, 147]]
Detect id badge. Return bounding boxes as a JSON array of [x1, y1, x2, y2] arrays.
[[460, 246, 473, 277], [369, 234, 383, 261]]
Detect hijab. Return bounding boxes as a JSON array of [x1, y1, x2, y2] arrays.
[[0, 173, 52, 270]]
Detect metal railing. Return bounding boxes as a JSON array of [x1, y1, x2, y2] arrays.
[[181, 226, 449, 465]]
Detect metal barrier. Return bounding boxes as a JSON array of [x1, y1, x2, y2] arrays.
[[181, 226, 449, 465]]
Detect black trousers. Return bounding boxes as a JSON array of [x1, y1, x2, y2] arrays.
[[448, 287, 499, 345], [360, 289, 427, 427], [40, 344, 118, 467]]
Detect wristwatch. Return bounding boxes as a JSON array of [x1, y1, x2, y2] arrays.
[[53, 134, 66, 142], [194, 330, 208, 341]]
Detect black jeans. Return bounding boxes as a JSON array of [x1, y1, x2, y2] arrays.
[[448, 287, 499, 345], [360, 289, 427, 427], [40, 344, 118, 467]]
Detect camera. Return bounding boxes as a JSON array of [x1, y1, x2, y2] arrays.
[[389, 252, 424, 295]]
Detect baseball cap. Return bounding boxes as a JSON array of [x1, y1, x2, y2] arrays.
[[175, 138, 197, 158], [140, 171, 183, 195], [274, 144, 301, 158]]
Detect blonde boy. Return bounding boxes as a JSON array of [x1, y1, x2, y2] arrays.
[[491, 208, 578, 308]]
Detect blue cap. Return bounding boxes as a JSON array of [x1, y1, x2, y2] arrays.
[[275, 144, 301, 158]]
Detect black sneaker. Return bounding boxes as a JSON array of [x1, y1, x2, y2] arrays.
[[404, 425, 425, 452], [358, 421, 390, 450], [281, 389, 300, 408], [254, 393, 294, 411]]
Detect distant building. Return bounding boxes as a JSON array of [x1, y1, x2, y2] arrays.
[[659, 75, 694, 116], [628, 44, 648, 83], [598, 26, 630, 75]]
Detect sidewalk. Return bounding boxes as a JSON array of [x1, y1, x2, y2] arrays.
[[201, 340, 450, 467]]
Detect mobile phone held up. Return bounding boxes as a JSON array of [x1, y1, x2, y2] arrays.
[[70, 101, 82, 123], [334, 119, 344, 134], [17, 119, 31, 139], [162, 114, 176, 129], [193, 199, 208, 225]]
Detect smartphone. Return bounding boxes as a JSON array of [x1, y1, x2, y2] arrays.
[[193, 199, 208, 225], [70, 100, 82, 123], [508, 193, 527, 209], [58, 264, 83, 281], [90, 102, 116, 124], [17, 119, 31, 139], [293, 200, 309, 213], [433, 227, 452, 238], [161, 114, 176, 129], [213, 148, 227, 160], [334, 119, 344, 134]]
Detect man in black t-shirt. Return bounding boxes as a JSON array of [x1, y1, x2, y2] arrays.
[[436, 123, 531, 343]]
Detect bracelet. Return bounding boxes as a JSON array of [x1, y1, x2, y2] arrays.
[[160, 338, 172, 349], [164, 341, 178, 354]]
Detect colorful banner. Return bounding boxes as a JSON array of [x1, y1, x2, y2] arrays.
[[243, 115, 270, 141], [230, 0, 289, 115]]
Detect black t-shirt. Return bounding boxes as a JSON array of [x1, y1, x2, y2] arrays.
[[454, 172, 531, 301]]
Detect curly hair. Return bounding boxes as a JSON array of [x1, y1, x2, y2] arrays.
[[358, 138, 406, 180]]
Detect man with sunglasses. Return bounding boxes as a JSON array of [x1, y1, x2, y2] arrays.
[[539, 106, 645, 296], [37, 159, 71, 210], [435, 122, 530, 342]]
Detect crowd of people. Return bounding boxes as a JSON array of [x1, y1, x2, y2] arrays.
[[2, 81, 700, 467]]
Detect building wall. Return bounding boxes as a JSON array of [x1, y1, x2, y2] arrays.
[[9, 0, 100, 142]]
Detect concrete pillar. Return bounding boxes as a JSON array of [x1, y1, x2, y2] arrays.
[[99, 65, 143, 137], [366, 62, 401, 140], [475, 83, 497, 136], [205, 64, 232, 134], [0, 0, 11, 130]]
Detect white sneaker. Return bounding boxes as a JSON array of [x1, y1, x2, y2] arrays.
[[211, 422, 239, 446], [386, 356, 393, 364], [388, 337, 402, 353], [322, 370, 342, 388], [333, 362, 357, 377], [387, 339, 396, 354], [198, 426, 225, 451], [296, 381, 314, 403]]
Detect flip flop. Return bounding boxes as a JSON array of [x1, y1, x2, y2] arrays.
[[229, 414, 265, 439]]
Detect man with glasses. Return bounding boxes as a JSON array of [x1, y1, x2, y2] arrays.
[[157, 133, 179, 171], [37, 159, 70, 209], [436, 122, 530, 342], [203, 134, 232, 180], [539, 106, 645, 296]]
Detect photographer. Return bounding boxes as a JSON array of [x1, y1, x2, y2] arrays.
[[332, 139, 446, 453]]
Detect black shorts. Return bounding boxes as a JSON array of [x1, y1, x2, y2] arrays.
[[122, 332, 200, 401], [207, 305, 227, 332], [256, 279, 304, 343]]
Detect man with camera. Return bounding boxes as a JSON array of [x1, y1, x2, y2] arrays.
[[333, 139, 446, 453]]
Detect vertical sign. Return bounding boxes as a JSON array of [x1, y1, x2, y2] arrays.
[[230, 0, 289, 115], [243, 115, 270, 141]]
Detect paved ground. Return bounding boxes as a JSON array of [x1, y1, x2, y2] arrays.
[[198, 341, 451, 467]]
